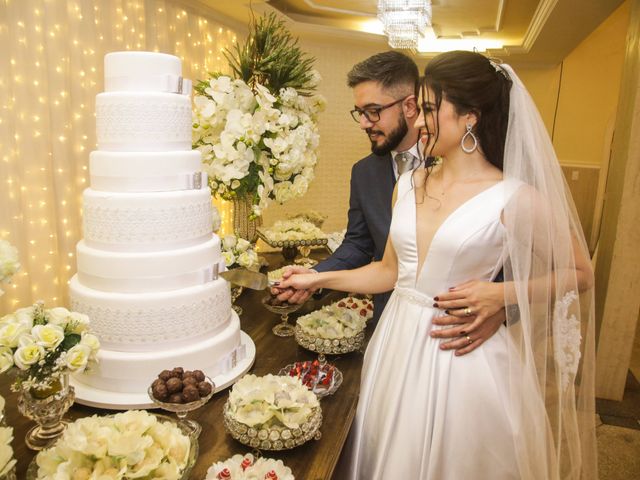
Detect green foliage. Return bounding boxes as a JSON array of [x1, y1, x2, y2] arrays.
[[224, 13, 317, 95]]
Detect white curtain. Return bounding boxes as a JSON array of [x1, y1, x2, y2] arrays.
[[0, 0, 240, 312]]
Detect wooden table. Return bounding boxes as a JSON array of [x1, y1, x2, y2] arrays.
[[0, 253, 365, 479]]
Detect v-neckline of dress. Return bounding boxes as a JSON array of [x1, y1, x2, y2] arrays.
[[412, 180, 504, 287]]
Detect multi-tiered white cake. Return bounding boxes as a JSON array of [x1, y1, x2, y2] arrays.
[[69, 51, 254, 408]]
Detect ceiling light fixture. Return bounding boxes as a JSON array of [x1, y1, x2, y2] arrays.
[[377, 0, 432, 50]]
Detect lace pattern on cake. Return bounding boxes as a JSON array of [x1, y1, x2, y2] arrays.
[[71, 286, 231, 347], [96, 98, 191, 146], [552, 290, 582, 391], [83, 199, 212, 247]]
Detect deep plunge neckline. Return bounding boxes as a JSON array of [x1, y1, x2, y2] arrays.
[[411, 179, 504, 286]]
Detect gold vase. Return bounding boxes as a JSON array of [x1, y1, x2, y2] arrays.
[[232, 194, 262, 243], [17, 374, 75, 450]]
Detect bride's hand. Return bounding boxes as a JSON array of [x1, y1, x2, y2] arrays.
[[271, 266, 318, 304], [273, 268, 319, 300], [433, 280, 504, 322], [431, 309, 505, 355]]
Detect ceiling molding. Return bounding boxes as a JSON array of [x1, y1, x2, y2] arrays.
[[301, 0, 375, 17], [521, 0, 560, 51]]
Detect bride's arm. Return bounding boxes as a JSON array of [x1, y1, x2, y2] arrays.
[[278, 234, 399, 295]]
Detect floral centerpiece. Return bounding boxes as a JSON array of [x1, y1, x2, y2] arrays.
[[226, 374, 319, 429], [192, 13, 326, 239], [0, 240, 20, 297], [261, 218, 326, 243], [297, 297, 373, 339], [205, 453, 294, 480], [32, 411, 193, 479], [0, 302, 99, 393]]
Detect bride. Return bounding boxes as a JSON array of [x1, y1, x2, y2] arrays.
[[278, 51, 597, 479]]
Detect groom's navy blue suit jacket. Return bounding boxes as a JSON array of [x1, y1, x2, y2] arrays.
[[315, 152, 395, 324]]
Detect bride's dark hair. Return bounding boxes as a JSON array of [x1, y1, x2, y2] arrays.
[[421, 50, 512, 170]]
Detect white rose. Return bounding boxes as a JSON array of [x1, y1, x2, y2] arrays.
[[237, 252, 254, 269], [31, 324, 65, 350], [222, 234, 237, 250], [80, 332, 100, 356], [13, 343, 44, 370], [222, 251, 237, 268], [67, 311, 90, 334], [65, 344, 91, 372], [13, 306, 35, 328], [0, 348, 14, 374], [46, 307, 72, 328], [0, 322, 29, 348], [235, 238, 251, 253]]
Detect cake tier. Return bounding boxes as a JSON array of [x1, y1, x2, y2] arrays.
[[69, 275, 231, 351], [104, 51, 181, 92], [74, 311, 244, 394], [96, 92, 192, 151], [82, 187, 212, 252], [90, 150, 203, 192], [76, 237, 222, 293]]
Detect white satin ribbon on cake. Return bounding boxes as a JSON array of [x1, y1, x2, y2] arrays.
[[105, 74, 192, 95], [77, 260, 226, 293], [91, 171, 206, 192], [215, 343, 247, 375]]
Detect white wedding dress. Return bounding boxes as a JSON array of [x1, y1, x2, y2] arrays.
[[341, 173, 523, 479]]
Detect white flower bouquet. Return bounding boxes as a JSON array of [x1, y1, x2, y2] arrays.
[[193, 13, 326, 218], [0, 302, 99, 393], [227, 374, 319, 429], [205, 453, 294, 480], [297, 297, 374, 339], [0, 240, 20, 297], [221, 234, 260, 271], [33, 411, 193, 480], [261, 218, 326, 243]]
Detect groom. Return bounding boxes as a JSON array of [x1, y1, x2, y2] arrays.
[[275, 51, 505, 353]]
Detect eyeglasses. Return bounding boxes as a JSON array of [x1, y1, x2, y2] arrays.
[[350, 97, 406, 123]]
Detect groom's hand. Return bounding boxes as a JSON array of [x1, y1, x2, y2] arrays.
[[429, 308, 506, 356], [270, 266, 318, 304]]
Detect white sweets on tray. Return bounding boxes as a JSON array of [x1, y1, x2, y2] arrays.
[[69, 51, 255, 408]]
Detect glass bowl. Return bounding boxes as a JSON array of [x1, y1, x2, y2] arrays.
[[223, 400, 322, 451], [147, 376, 215, 437], [278, 361, 343, 399], [294, 324, 366, 361], [26, 413, 198, 480], [261, 295, 303, 337]]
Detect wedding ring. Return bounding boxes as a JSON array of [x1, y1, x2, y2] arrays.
[[466, 335, 473, 345], [464, 307, 472, 317]]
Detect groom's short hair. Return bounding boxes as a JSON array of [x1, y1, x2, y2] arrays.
[[347, 51, 419, 97]]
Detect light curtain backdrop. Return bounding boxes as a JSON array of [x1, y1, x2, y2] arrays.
[[0, 0, 242, 311]]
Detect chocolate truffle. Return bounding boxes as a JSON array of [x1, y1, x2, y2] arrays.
[[166, 377, 183, 394], [198, 381, 213, 397], [168, 393, 183, 404], [182, 385, 200, 403]]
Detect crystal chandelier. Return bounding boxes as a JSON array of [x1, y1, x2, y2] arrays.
[[377, 0, 432, 50]]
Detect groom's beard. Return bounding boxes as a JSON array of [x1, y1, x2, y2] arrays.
[[367, 115, 408, 156]]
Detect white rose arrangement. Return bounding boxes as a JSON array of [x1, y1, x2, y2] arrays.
[[193, 13, 326, 218], [221, 234, 260, 271], [0, 239, 20, 297], [0, 302, 99, 393], [262, 218, 326, 243], [34, 410, 191, 480], [206, 453, 294, 480], [227, 374, 319, 429], [297, 297, 374, 339]]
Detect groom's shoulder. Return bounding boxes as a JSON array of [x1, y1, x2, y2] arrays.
[[352, 152, 390, 176]]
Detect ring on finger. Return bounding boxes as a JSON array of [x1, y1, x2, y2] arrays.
[[464, 307, 472, 317], [465, 335, 473, 345]]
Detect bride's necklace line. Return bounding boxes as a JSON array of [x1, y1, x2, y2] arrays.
[[429, 163, 487, 197]]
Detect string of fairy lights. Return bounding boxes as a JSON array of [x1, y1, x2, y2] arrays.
[[0, 0, 238, 311]]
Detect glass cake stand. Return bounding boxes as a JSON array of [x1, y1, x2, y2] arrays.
[[147, 377, 215, 437], [261, 295, 303, 337], [257, 229, 328, 267], [294, 324, 366, 382]]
